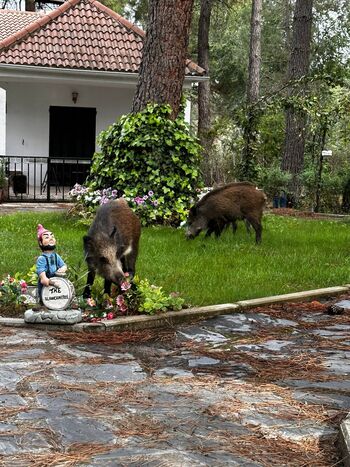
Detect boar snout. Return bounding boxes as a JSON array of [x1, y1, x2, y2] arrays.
[[186, 228, 202, 240], [112, 270, 125, 284]]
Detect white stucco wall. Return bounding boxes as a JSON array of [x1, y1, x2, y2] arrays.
[[0, 80, 135, 157], [0, 87, 6, 155]]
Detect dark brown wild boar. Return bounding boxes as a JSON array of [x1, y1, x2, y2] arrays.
[[186, 182, 266, 243], [83, 198, 141, 298]]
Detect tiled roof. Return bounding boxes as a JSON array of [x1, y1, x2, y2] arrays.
[[0, 10, 44, 41], [0, 0, 205, 76]]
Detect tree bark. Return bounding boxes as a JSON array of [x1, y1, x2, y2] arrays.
[[197, 0, 214, 184], [246, 0, 262, 105], [241, 0, 262, 181], [132, 0, 194, 119], [281, 0, 313, 198], [25, 0, 35, 11], [283, 0, 292, 51]]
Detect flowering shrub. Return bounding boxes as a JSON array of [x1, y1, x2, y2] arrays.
[[79, 274, 184, 322], [127, 190, 161, 225], [68, 184, 119, 224], [0, 274, 28, 306], [69, 184, 119, 206], [69, 184, 162, 226], [136, 277, 184, 315], [0, 270, 185, 321]]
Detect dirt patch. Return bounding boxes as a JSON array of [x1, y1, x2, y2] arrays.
[[270, 208, 349, 220], [0, 304, 26, 318]]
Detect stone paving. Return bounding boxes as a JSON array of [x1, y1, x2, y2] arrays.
[[0, 202, 72, 215], [0, 298, 349, 466]]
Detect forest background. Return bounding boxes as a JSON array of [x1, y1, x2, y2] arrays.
[[5, 0, 350, 214], [108, 0, 350, 214]]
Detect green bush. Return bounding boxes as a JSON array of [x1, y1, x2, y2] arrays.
[[301, 167, 344, 212], [87, 104, 203, 226], [258, 164, 292, 200]]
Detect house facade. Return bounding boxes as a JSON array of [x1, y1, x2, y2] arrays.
[[0, 2, 206, 201]]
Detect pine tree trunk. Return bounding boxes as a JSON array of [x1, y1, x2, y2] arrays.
[[241, 0, 262, 182], [132, 0, 194, 119], [25, 0, 35, 11], [281, 0, 313, 198], [197, 0, 213, 184], [283, 0, 292, 50], [246, 0, 262, 105]]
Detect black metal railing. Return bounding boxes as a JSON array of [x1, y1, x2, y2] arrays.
[[0, 155, 91, 202]]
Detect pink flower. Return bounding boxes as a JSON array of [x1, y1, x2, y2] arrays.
[[86, 298, 96, 307], [148, 190, 154, 196], [107, 312, 114, 320], [116, 295, 124, 306], [116, 294, 128, 312], [120, 281, 131, 291]]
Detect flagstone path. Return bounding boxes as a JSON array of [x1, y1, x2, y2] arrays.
[[0, 298, 349, 466]]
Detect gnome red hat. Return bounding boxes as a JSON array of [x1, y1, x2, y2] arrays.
[[37, 224, 50, 241]]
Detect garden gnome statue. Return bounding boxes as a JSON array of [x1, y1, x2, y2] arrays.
[[24, 224, 82, 324], [36, 224, 67, 302]]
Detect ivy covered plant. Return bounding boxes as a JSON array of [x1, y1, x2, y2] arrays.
[[86, 103, 203, 226]]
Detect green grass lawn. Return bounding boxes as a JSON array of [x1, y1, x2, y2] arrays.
[[0, 211, 349, 307]]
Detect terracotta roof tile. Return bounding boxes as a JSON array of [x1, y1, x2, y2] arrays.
[[0, 0, 205, 76], [0, 9, 44, 41]]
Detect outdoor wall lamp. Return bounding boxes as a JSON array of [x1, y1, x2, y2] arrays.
[[72, 92, 79, 104]]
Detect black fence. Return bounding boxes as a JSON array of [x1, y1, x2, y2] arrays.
[[0, 155, 91, 202]]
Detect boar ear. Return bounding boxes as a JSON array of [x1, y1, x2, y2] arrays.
[[110, 226, 117, 238]]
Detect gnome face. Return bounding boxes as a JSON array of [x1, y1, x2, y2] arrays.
[[37, 224, 56, 251], [41, 231, 56, 250]]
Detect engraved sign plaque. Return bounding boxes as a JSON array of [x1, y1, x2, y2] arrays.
[[41, 277, 74, 310]]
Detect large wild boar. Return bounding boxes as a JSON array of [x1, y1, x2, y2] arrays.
[[186, 182, 266, 243], [83, 198, 141, 298]]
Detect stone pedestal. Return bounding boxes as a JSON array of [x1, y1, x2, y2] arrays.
[[24, 308, 82, 324]]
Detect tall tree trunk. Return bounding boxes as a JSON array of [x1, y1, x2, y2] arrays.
[[132, 0, 194, 119], [241, 0, 262, 182], [25, 0, 35, 11], [281, 0, 313, 199], [197, 0, 213, 185], [283, 0, 292, 50]]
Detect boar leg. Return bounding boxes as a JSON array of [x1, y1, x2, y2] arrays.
[[83, 269, 96, 298], [244, 219, 252, 234], [104, 279, 112, 295], [205, 222, 216, 237], [206, 219, 225, 238], [245, 216, 262, 244], [231, 220, 238, 234]]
